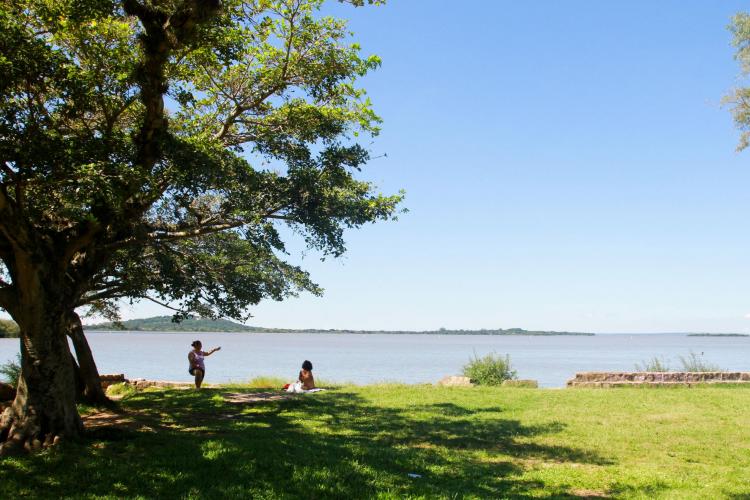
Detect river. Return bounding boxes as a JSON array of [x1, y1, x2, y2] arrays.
[[1, 331, 749, 387]]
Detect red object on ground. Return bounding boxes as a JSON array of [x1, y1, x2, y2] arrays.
[[282, 383, 290, 390]]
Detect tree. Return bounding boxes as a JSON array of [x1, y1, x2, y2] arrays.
[[727, 13, 750, 150], [0, 0, 402, 453]]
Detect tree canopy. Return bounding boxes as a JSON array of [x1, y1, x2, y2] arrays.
[[0, 0, 402, 320]]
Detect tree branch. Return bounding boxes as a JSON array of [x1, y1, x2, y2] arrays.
[[101, 220, 245, 251], [77, 284, 129, 307], [142, 295, 188, 314], [214, 2, 300, 143]]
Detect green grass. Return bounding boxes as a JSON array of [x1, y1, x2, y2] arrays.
[[104, 382, 138, 398], [235, 376, 288, 389], [2, 384, 750, 499]]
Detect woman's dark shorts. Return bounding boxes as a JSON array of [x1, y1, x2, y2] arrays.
[[189, 367, 204, 376]]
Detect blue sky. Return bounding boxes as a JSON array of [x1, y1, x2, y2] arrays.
[[125, 0, 750, 333]]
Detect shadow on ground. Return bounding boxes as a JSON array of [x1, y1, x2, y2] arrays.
[[0, 388, 624, 498]]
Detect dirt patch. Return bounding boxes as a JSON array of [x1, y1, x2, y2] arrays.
[[82, 409, 158, 434], [78, 391, 293, 437], [223, 392, 293, 404]]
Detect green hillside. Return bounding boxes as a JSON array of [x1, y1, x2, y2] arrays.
[[0, 319, 19, 338], [84, 316, 253, 332], [83, 316, 592, 335]]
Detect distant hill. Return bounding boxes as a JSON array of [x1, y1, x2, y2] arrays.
[[84, 316, 253, 332], [84, 316, 593, 335], [0, 319, 19, 338]]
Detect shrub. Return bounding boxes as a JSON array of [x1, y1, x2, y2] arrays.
[[0, 353, 21, 387], [462, 352, 517, 386], [635, 357, 671, 372], [679, 351, 722, 372]]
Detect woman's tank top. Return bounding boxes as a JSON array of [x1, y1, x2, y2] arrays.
[[190, 350, 205, 370]]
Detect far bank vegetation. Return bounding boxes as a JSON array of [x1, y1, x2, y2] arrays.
[[85, 316, 594, 336], [0, 319, 19, 338]]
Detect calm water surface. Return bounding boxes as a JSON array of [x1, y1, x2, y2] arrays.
[[1, 332, 748, 387]]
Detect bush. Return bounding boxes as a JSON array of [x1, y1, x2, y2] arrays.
[[462, 352, 517, 386], [635, 357, 671, 372], [679, 351, 722, 372], [0, 353, 21, 387]]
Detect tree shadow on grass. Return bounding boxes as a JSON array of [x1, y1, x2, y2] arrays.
[[413, 402, 506, 417], [1, 388, 613, 499], [606, 481, 670, 499]]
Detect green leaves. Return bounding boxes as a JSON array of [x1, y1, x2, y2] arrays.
[[0, 0, 401, 321], [727, 13, 750, 151]]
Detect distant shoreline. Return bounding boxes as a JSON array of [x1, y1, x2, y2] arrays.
[[82, 315, 596, 335], [78, 316, 750, 337], [85, 328, 596, 336], [687, 333, 750, 337]]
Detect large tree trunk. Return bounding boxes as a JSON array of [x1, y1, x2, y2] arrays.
[[0, 298, 82, 455], [67, 312, 109, 405]]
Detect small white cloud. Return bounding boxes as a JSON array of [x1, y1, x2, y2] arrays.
[[744, 313, 750, 319]]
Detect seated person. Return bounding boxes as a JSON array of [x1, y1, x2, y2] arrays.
[[298, 360, 315, 390], [285, 360, 317, 393]]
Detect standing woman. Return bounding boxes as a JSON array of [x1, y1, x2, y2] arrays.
[[188, 340, 221, 389]]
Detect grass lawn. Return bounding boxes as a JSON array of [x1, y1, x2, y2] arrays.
[[1, 383, 749, 499]]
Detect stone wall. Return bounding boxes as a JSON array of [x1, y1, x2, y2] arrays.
[[99, 375, 194, 390], [100, 374, 127, 390], [567, 371, 750, 387]]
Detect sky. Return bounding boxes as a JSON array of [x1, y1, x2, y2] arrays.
[[120, 0, 750, 333]]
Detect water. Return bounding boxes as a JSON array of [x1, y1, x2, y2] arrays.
[[1, 332, 748, 387]]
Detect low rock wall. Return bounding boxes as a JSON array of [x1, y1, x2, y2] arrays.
[[125, 378, 193, 389], [99, 374, 191, 390], [99, 374, 127, 390], [567, 371, 750, 387], [0, 375, 190, 402]]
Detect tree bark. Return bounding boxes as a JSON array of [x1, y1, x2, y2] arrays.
[[0, 297, 82, 454], [70, 352, 85, 400], [67, 312, 109, 405]]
